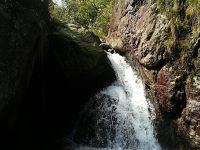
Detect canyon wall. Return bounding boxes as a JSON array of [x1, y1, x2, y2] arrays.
[[107, 0, 200, 149], [0, 1, 115, 149], [0, 0, 49, 149]]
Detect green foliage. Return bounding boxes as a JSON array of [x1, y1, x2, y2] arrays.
[[186, 0, 200, 17], [49, 0, 113, 38], [64, 0, 97, 27], [156, 0, 177, 19], [49, 2, 68, 22]]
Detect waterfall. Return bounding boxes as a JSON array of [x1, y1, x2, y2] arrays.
[[74, 52, 161, 150]]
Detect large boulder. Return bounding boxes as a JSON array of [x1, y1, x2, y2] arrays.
[[47, 22, 115, 149]]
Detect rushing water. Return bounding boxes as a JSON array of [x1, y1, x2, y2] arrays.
[[74, 52, 161, 150]]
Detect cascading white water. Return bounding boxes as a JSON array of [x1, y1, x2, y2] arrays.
[[76, 52, 161, 150]]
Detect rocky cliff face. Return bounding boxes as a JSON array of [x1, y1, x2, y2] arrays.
[[0, 0, 49, 132], [107, 0, 200, 149], [0, 1, 115, 149], [0, 0, 49, 149]]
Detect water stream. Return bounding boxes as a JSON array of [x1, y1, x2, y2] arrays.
[[74, 52, 161, 150]]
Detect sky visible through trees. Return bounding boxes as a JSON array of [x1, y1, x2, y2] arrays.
[[52, 0, 63, 6], [49, 0, 113, 38]]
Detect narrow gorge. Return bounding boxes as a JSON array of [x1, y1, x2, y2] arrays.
[[0, 0, 199, 150]]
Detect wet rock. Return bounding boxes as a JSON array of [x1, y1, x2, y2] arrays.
[[99, 43, 112, 51]]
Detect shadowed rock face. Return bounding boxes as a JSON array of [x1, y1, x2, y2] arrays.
[[47, 22, 115, 149], [0, 0, 49, 149], [0, 0, 49, 108], [0, 1, 115, 150], [107, 0, 200, 149]]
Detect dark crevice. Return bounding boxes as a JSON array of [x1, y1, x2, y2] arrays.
[[186, 35, 200, 72], [141, 58, 168, 71], [146, 30, 154, 41]]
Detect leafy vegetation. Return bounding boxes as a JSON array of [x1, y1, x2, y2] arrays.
[[49, 0, 113, 38]]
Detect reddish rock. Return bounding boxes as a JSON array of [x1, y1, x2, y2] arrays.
[[154, 68, 172, 113]]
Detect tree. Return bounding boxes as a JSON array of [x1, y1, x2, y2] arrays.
[[49, 0, 113, 38]]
